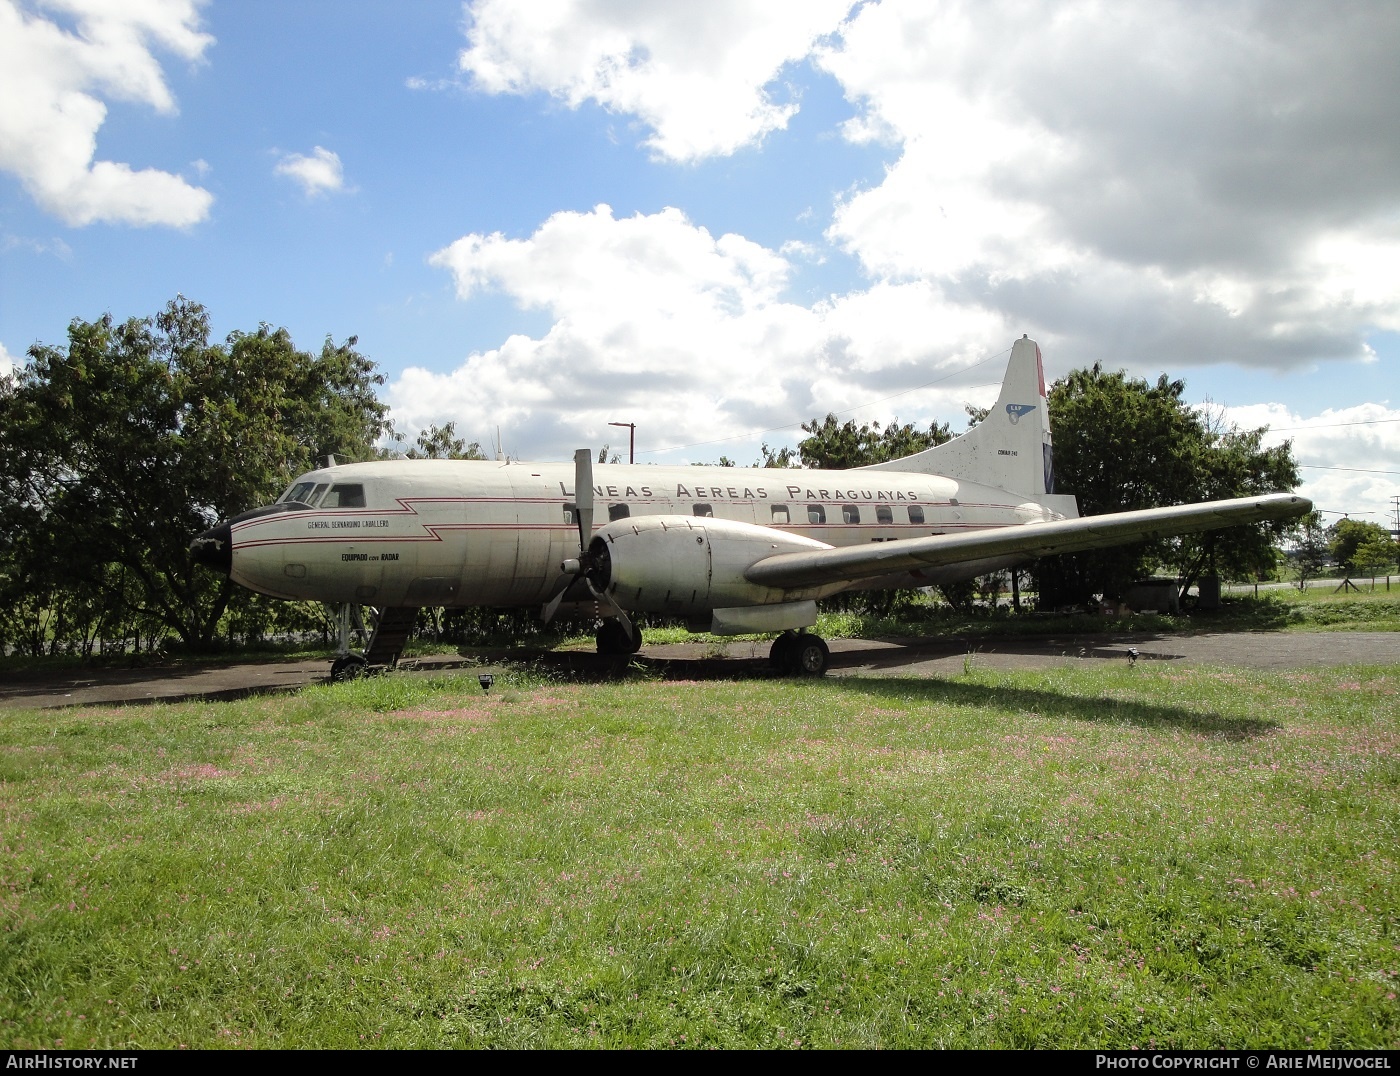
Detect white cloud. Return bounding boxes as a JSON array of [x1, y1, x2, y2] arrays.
[[400, 205, 1010, 457], [0, 341, 16, 379], [2, 233, 72, 259], [458, 0, 854, 161], [1223, 402, 1400, 527], [817, 0, 1400, 371], [273, 146, 346, 197], [0, 0, 214, 227], [452, 1, 1400, 376], [416, 1, 1399, 525]]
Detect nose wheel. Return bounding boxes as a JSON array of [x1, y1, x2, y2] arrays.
[[596, 618, 643, 655], [330, 653, 368, 682], [769, 631, 829, 676]]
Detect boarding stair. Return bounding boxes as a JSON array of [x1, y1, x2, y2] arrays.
[[364, 606, 419, 668]]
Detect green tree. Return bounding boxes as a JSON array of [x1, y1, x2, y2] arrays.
[[1353, 533, 1399, 583], [1328, 518, 1389, 576], [0, 297, 389, 653], [1033, 366, 1299, 606], [755, 442, 799, 468], [1292, 511, 1329, 588], [405, 422, 487, 460], [797, 415, 952, 470]]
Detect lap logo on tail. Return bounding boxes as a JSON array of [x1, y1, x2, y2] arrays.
[[1005, 403, 1037, 425]]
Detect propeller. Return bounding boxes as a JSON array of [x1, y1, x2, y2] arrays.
[[541, 449, 633, 638]]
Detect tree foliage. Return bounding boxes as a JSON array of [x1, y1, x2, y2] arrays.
[[755, 442, 799, 468], [1292, 511, 1330, 587], [1328, 518, 1390, 576], [404, 422, 487, 460], [1033, 365, 1300, 606], [1352, 533, 1399, 580], [0, 297, 389, 654], [797, 415, 953, 470]]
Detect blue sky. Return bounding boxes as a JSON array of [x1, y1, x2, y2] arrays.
[[1, 0, 1397, 527]]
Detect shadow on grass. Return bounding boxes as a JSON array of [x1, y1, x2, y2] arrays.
[[822, 675, 1278, 740], [480, 648, 1277, 740]]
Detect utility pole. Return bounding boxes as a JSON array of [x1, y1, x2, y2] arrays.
[[608, 421, 636, 464], [1392, 495, 1400, 578]]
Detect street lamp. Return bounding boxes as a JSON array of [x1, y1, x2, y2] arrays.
[[608, 421, 636, 464]]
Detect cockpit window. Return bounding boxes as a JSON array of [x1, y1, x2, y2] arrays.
[[323, 484, 366, 509], [283, 481, 317, 504], [308, 483, 330, 507]]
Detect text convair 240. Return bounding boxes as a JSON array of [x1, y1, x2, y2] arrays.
[[190, 338, 1310, 677]]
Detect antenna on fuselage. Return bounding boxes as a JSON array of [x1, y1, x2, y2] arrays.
[[494, 426, 505, 462], [325, 454, 337, 467]]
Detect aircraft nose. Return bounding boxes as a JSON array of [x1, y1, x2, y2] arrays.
[[189, 520, 232, 576]]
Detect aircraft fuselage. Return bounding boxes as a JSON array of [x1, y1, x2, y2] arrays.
[[217, 459, 1060, 610]]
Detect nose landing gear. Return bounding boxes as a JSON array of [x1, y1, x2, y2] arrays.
[[330, 653, 368, 682], [596, 618, 643, 655]]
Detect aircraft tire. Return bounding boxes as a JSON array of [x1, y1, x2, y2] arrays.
[[330, 654, 368, 682], [788, 632, 830, 677], [596, 619, 642, 656], [769, 631, 799, 671]]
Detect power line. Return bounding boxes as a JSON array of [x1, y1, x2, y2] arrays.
[[1298, 463, 1400, 476], [1269, 416, 1400, 432]]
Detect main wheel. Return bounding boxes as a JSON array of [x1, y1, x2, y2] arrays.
[[769, 631, 799, 671], [788, 632, 830, 676], [595, 619, 642, 655], [330, 654, 367, 682]]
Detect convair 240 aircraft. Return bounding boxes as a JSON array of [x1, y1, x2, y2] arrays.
[[190, 337, 1310, 678]]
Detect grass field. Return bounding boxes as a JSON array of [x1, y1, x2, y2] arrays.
[[2, 658, 1397, 1049]]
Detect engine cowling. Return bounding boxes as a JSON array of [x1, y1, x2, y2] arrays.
[[588, 515, 844, 615]]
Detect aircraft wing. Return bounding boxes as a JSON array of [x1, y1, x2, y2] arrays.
[[744, 493, 1311, 590]]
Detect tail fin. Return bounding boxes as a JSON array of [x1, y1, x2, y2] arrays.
[[863, 336, 1075, 513]]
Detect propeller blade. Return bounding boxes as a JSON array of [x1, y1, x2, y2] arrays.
[[574, 448, 594, 554], [541, 575, 573, 624], [585, 577, 633, 640]]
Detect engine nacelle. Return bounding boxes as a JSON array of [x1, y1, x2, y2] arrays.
[[590, 515, 845, 615]]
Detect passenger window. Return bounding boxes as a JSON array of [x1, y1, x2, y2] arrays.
[[842, 504, 860, 524], [324, 484, 366, 509], [770, 505, 790, 524], [608, 504, 630, 521], [908, 505, 925, 524], [563, 503, 576, 525], [876, 506, 893, 524], [807, 504, 826, 524], [693, 504, 713, 517]]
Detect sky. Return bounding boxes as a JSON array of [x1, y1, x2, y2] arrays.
[[1, 0, 1397, 530]]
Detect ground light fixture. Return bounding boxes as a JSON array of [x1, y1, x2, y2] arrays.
[[478, 673, 495, 692]]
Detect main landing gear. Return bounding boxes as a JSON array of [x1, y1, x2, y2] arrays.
[[596, 618, 643, 656], [769, 630, 830, 676]]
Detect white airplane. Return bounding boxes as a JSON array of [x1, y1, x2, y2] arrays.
[[190, 337, 1310, 679]]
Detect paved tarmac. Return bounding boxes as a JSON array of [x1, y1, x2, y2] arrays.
[[3, 631, 1397, 710]]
